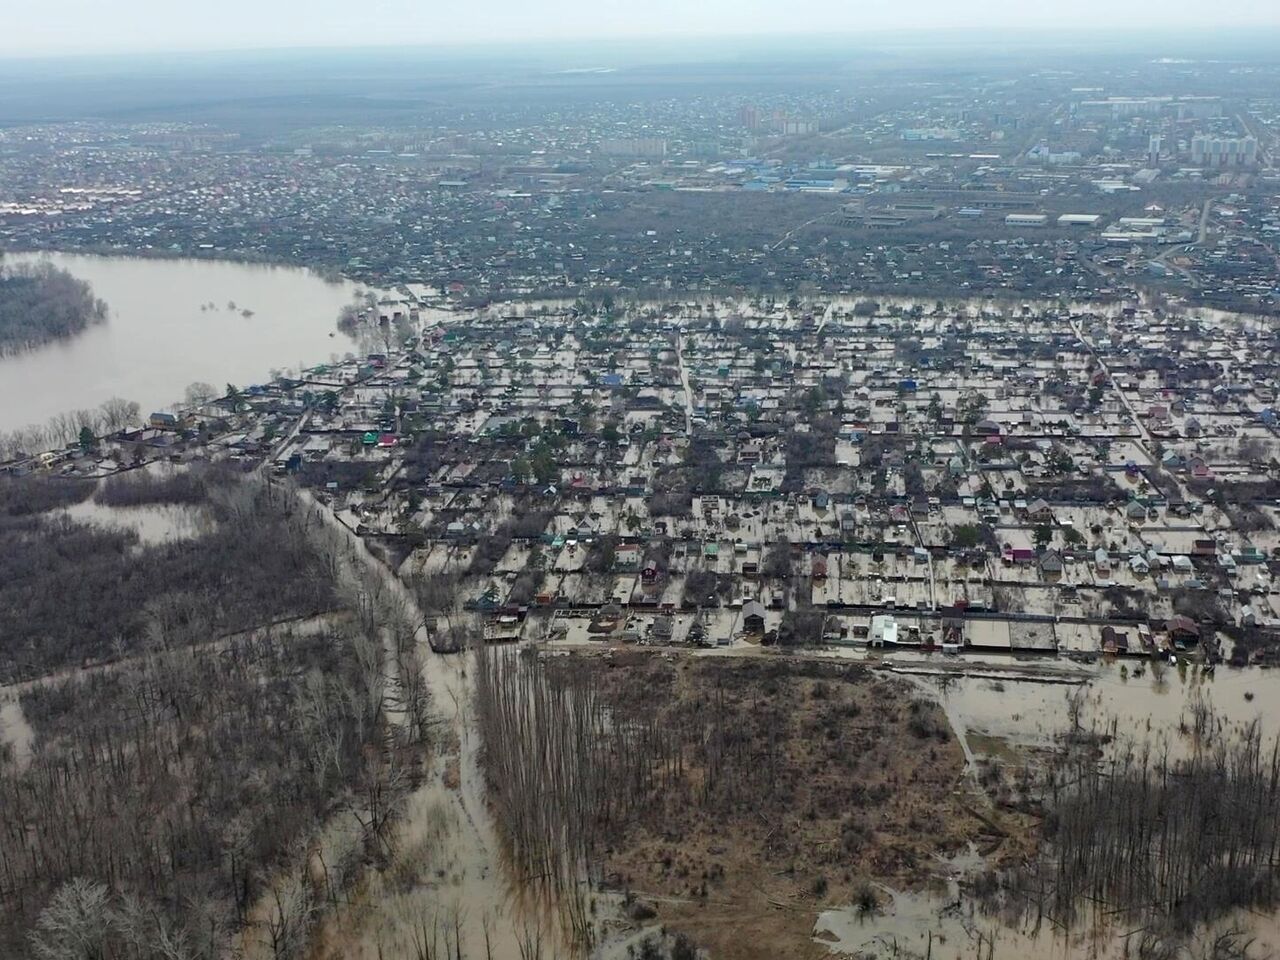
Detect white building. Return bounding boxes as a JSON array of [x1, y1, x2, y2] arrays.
[[869, 614, 898, 647], [1190, 134, 1258, 168]]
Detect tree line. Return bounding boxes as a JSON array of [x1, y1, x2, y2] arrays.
[[0, 259, 107, 355], [95, 468, 208, 507], [0, 398, 141, 462], [0, 475, 95, 517]]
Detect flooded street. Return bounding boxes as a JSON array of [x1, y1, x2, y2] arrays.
[[0, 252, 362, 431], [288, 486, 571, 960]]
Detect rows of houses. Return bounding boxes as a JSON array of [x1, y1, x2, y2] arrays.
[[15, 292, 1280, 664]]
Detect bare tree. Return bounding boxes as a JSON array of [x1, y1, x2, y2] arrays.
[[263, 870, 313, 960], [99, 397, 141, 432], [28, 879, 114, 960], [184, 382, 217, 407]]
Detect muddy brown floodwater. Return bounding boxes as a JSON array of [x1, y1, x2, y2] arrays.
[[0, 251, 362, 431], [812, 655, 1280, 959], [59, 496, 211, 546], [921, 658, 1280, 757], [292, 487, 587, 960], [816, 881, 1280, 960]]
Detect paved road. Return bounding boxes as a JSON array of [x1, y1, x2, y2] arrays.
[[256, 410, 310, 475], [770, 208, 840, 252], [816, 300, 834, 335], [1068, 315, 1194, 504], [1068, 314, 1153, 448], [676, 331, 695, 436]]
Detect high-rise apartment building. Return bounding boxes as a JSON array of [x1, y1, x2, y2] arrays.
[[1190, 134, 1258, 168]]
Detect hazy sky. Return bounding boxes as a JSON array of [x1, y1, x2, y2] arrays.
[[4, 0, 1280, 57]]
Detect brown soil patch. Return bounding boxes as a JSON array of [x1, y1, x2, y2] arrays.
[[442, 756, 461, 790], [561, 651, 1034, 959]]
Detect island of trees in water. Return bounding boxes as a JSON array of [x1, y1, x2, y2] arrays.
[[0, 257, 107, 354]]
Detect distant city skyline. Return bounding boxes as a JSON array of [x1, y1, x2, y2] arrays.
[[5, 0, 1280, 58]]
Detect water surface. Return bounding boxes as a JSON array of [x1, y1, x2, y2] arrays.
[[60, 497, 211, 547], [0, 251, 361, 432]]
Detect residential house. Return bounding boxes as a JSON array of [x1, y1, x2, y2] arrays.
[[1026, 498, 1053, 523], [869, 614, 899, 647]]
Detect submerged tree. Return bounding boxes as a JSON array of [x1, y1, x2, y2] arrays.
[[981, 703, 1280, 940], [0, 260, 108, 355]]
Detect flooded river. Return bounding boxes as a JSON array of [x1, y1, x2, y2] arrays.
[[0, 251, 363, 432]]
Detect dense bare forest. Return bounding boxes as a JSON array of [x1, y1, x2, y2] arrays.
[[0, 470, 336, 683], [0, 471, 427, 959], [0, 258, 107, 354], [475, 650, 995, 958], [980, 703, 1280, 944], [0, 624, 389, 959]]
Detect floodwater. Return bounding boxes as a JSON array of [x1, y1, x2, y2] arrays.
[[814, 885, 1064, 960], [912, 658, 1280, 756], [0, 251, 363, 432], [812, 656, 1280, 959], [60, 496, 211, 546], [0, 691, 34, 770], [817, 886, 1110, 960], [281, 487, 575, 960], [816, 878, 1280, 960]]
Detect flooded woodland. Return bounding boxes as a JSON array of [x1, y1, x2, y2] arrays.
[[5, 467, 1280, 959]]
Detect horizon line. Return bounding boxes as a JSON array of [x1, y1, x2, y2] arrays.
[[4, 24, 1280, 65]]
